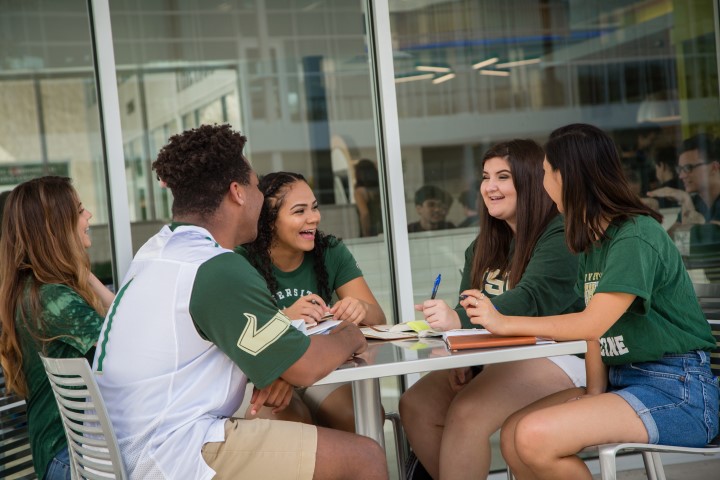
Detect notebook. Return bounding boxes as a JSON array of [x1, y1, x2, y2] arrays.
[[442, 329, 540, 351]]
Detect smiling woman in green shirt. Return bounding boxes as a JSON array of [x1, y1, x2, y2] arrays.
[[400, 139, 585, 480], [239, 171, 385, 433]]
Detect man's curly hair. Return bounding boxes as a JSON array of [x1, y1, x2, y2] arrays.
[[152, 124, 251, 217], [243, 172, 338, 303]]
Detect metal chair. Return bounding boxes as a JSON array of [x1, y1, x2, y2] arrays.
[[0, 370, 34, 479], [39, 354, 127, 479], [385, 411, 408, 479], [508, 283, 720, 480], [592, 282, 720, 480]]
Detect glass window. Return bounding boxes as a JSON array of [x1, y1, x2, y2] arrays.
[[109, 0, 396, 319], [0, 0, 113, 284], [389, 0, 720, 323], [389, 1, 720, 472]]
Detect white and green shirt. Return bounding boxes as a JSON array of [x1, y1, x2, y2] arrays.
[[93, 224, 309, 480]]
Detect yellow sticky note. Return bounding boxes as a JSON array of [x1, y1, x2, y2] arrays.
[[406, 320, 431, 332]]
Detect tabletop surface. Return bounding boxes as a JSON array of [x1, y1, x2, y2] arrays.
[[314, 337, 587, 385]]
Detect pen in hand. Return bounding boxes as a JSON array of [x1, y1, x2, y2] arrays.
[[430, 274, 442, 299]]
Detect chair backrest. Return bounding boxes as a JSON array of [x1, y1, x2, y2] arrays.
[[694, 283, 720, 378], [0, 370, 34, 479], [39, 354, 127, 480]]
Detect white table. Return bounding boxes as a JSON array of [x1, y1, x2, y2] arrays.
[[314, 338, 587, 446]]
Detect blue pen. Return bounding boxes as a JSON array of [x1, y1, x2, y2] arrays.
[[430, 274, 441, 299]]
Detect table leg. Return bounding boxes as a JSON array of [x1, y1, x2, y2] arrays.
[[351, 378, 385, 447]]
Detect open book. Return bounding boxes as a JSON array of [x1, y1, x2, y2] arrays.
[[291, 319, 341, 336], [360, 320, 443, 341], [442, 329, 551, 351], [304, 311, 335, 328]]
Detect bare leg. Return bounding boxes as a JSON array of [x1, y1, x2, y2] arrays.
[[245, 393, 313, 424], [439, 359, 576, 480], [501, 388, 584, 480], [502, 390, 648, 480], [399, 370, 458, 478], [315, 384, 357, 432], [314, 426, 389, 480], [315, 383, 386, 433]]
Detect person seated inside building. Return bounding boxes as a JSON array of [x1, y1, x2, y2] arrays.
[[647, 133, 720, 229], [408, 184, 455, 233], [648, 133, 720, 281], [641, 145, 681, 211]]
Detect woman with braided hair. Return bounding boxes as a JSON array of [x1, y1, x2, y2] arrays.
[[237, 171, 385, 432]]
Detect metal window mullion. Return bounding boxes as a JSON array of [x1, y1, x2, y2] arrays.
[[88, 0, 133, 284], [366, 0, 414, 325]]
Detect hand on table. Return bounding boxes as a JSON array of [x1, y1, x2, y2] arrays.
[[328, 320, 368, 354], [414, 299, 461, 331], [648, 187, 709, 224], [646, 186, 690, 204], [250, 378, 294, 415]]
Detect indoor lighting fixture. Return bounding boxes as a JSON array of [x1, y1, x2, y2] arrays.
[[479, 70, 510, 77], [432, 73, 456, 84], [636, 97, 680, 123], [416, 65, 451, 73], [394, 73, 434, 83], [495, 58, 541, 68], [472, 57, 499, 69]]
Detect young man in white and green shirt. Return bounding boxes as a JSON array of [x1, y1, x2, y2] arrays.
[[93, 125, 387, 480]]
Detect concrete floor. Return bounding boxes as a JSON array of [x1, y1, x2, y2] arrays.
[[591, 457, 720, 480]]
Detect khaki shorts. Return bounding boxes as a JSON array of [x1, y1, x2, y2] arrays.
[[202, 418, 317, 480]]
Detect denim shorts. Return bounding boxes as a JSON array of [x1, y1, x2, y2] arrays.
[[609, 350, 719, 447], [43, 447, 71, 480]]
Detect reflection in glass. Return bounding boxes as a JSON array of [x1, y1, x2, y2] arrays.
[[388, 0, 720, 316], [0, 0, 113, 284], [389, 1, 720, 472], [108, 1, 395, 321]]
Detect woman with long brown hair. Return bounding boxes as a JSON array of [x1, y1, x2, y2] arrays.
[[466, 124, 718, 480], [400, 139, 586, 479], [0, 176, 114, 480]]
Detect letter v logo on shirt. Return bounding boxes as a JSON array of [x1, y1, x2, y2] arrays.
[[237, 312, 291, 356]]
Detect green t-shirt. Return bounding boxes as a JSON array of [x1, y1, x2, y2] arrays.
[[236, 239, 363, 309], [455, 215, 584, 327], [18, 284, 104, 477], [580, 215, 715, 365], [189, 252, 310, 388]]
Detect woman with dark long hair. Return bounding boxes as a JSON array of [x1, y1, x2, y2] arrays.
[[400, 139, 585, 479], [0, 176, 114, 480], [465, 124, 718, 479], [239, 171, 385, 432]]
